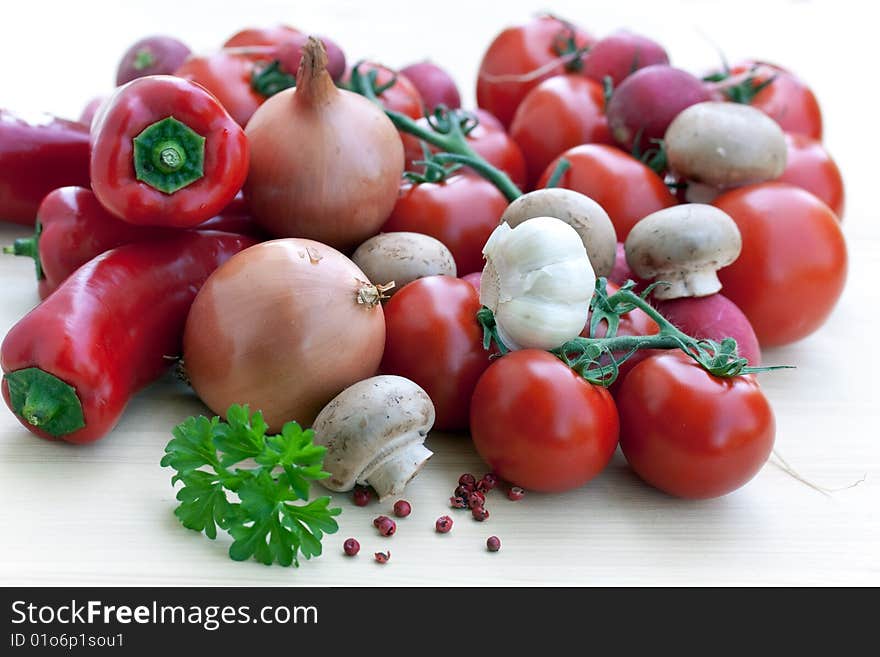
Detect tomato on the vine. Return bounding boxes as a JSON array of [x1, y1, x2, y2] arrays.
[[223, 25, 300, 48], [537, 144, 677, 240], [713, 182, 847, 347], [401, 109, 527, 190], [711, 61, 822, 140], [380, 276, 491, 431], [617, 351, 775, 499], [476, 15, 594, 128], [510, 74, 612, 187], [381, 175, 508, 275], [344, 62, 423, 118], [469, 349, 619, 493]]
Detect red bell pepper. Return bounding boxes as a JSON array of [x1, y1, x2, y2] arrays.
[[3, 186, 265, 299], [0, 110, 90, 225], [1, 230, 256, 444], [90, 75, 249, 228]]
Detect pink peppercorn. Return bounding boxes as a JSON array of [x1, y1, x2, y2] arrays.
[[486, 536, 501, 552], [353, 486, 372, 506], [449, 496, 467, 509], [477, 473, 498, 492], [458, 473, 477, 487], [376, 516, 397, 537], [472, 506, 489, 521], [435, 515, 454, 533], [343, 538, 360, 556], [467, 491, 486, 509], [507, 486, 525, 501], [393, 500, 412, 517], [374, 551, 390, 564]]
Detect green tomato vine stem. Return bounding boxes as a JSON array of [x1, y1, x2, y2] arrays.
[[480, 279, 791, 386], [349, 64, 523, 202]]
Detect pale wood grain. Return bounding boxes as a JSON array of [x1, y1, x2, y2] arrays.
[[0, 0, 877, 586]]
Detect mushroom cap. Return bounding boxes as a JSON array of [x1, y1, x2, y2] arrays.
[[351, 231, 457, 297], [311, 375, 435, 496], [665, 101, 787, 188], [624, 204, 741, 299], [500, 188, 618, 277]]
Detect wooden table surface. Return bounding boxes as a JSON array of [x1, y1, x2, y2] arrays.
[[1, 0, 877, 586]]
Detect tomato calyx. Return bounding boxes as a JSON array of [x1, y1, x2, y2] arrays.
[[479, 278, 791, 386], [550, 21, 589, 72], [250, 59, 296, 97], [630, 133, 668, 176], [350, 65, 523, 202], [404, 144, 463, 185], [706, 64, 778, 105]]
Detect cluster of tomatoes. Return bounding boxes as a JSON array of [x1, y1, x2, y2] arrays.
[[374, 15, 846, 500]]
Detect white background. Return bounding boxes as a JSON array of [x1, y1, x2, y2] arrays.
[[0, 0, 877, 585]]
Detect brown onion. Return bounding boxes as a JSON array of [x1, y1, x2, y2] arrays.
[[183, 239, 387, 430], [244, 37, 404, 251]]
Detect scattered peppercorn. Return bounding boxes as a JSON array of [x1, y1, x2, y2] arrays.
[[472, 506, 489, 521], [435, 515, 454, 533], [507, 486, 525, 501], [449, 496, 467, 509], [477, 473, 498, 492], [467, 491, 486, 509], [458, 473, 477, 487], [376, 516, 397, 536], [454, 483, 474, 499], [343, 538, 360, 556], [393, 500, 412, 517], [353, 486, 372, 507], [373, 514, 390, 528], [486, 536, 501, 552], [374, 550, 390, 564]]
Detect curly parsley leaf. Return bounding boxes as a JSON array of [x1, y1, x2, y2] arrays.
[[162, 404, 341, 567]]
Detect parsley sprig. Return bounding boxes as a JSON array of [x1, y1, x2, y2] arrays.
[[161, 404, 341, 567]]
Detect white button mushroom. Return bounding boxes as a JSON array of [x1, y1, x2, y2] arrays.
[[311, 375, 435, 500], [665, 101, 787, 188], [351, 232, 457, 297], [499, 188, 618, 278], [624, 204, 741, 300], [481, 216, 595, 350]]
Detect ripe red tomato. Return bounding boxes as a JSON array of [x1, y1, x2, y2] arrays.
[[778, 133, 844, 218], [712, 61, 822, 140], [536, 144, 677, 240], [382, 175, 508, 275], [175, 50, 268, 127], [380, 276, 491, 431], [223, 25, 300, 48], [401, 109, 527, 190], [510, 74, 612, 186], [477, 15, 594, 128], [713, 183, 847, 347], [470, 350, 619, 492], [617, 352, 775, 499]]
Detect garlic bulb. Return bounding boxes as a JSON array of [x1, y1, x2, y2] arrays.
[[480, 216, 595, 350]]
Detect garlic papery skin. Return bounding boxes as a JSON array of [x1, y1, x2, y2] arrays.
[[480, 216, 595, 350]]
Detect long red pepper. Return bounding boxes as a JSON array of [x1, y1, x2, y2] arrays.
[[0, 110, 90, 225], [3, 186, 265, 298], [1, 231, 256, 444]]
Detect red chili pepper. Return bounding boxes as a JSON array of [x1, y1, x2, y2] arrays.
[[1, 231, 256, 444], [90, 75, 249, 228], [3, 187, 266, 299], [0, 110, 90, 225]]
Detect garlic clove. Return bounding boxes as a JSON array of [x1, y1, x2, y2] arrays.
[[481, 216, 595, 351]]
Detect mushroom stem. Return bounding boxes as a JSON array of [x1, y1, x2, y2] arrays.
[[362, 441, 434, 500], [651, 267, 722, 300]]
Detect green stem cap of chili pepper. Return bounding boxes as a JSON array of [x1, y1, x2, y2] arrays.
[[2, 219, 44, 280], [4, 368, 86, 436], [132, 116, 206, 194]]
